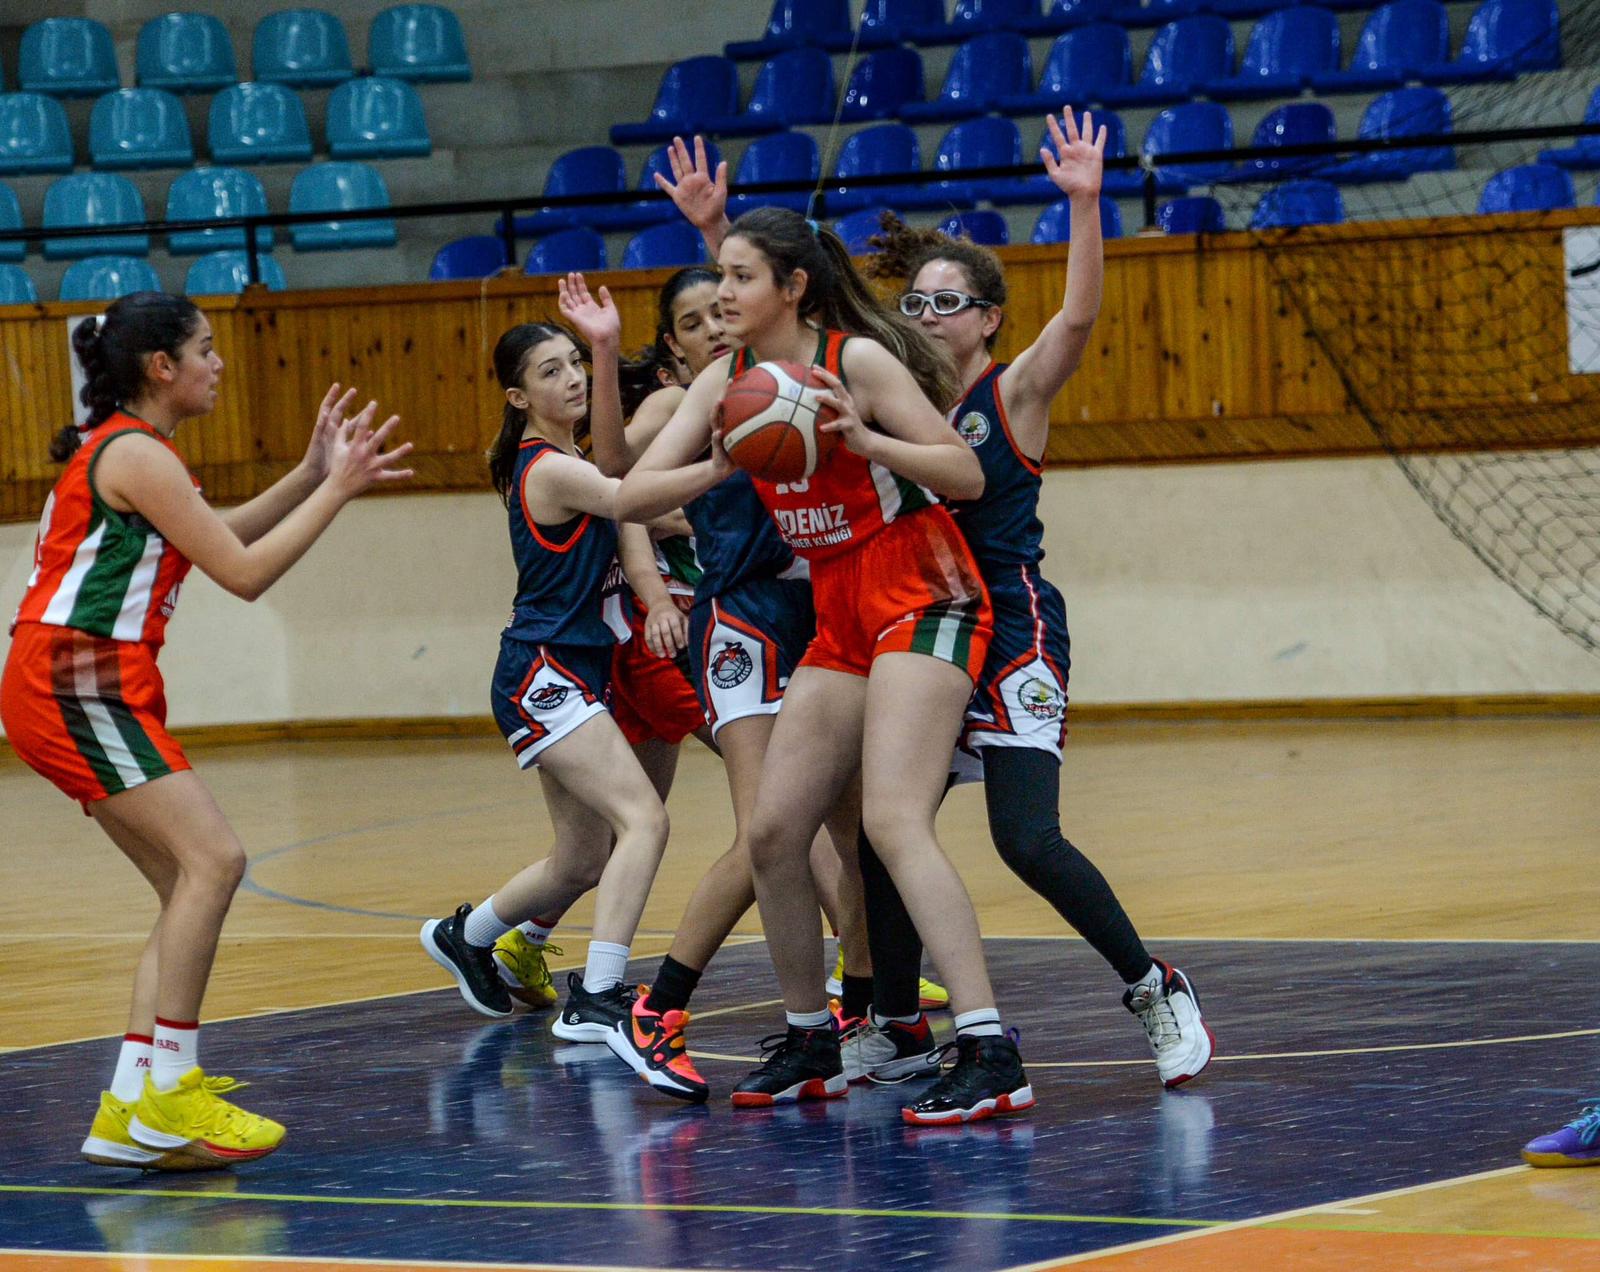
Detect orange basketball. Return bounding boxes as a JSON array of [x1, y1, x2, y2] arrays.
[[719, 360, 840, 483]]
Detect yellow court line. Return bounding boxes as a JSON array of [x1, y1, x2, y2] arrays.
[[0, 1184, 1221, 1230], [0, 1250, 734, 1272], [988, 933, 1600, 946]]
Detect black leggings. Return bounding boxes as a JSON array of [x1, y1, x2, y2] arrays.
[[861, 745, 1152, 1018]]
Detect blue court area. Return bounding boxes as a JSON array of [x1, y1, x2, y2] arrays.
[[2, 937, 1597, 1270]]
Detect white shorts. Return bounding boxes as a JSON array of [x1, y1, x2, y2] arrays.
[[950, 652, 1068, 786], [492, 640, 611, 770]]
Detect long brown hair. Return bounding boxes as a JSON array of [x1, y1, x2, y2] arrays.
[[486, 321, 588, 504], [865, 213, 1008, 350]]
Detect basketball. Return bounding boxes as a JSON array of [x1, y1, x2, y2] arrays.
[[719, 360, 840, 483]]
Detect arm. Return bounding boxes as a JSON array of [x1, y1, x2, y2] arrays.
[[821, 343, 984, 502], [521, 449, 625, 523], [656, 135, 731, 258], [614, 357, 735, 523], [556, 273, 632, 477], [98, 409, 413, 603], [220, 383, 357, 543], [999, 110, 1108, 457], [617, 521, 688, 657]]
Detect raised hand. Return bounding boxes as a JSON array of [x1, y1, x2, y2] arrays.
[[1042, 108, 1107, 202], [654, 134, 728, 233], [327, 403, 414, 500], [302, 383, 359, 481], [557, 272, 620, 349]]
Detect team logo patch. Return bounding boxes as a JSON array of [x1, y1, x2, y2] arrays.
[[526, 684, 570, 712], [1016, 676, 1064, 722], [956, 411, 991, 447], [710, 642, 753, 690]]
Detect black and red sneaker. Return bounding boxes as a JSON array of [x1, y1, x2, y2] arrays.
[[730, 1025, 847, 1108], [901, 1033, 1035, 1126]]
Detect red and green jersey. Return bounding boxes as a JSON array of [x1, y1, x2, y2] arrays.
[[12, 414, 197, 650]]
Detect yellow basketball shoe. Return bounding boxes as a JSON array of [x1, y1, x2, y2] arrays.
[[129, 1070, 285, 1169], [826, 948, 950, 1012], [82, 1091, 181, 1169], [492, 931, 562, 1008]]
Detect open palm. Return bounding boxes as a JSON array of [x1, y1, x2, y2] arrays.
[[1042, 108, 1107, 201]]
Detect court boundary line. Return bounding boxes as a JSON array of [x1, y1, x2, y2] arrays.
[[0, 1251, 734, 1272]]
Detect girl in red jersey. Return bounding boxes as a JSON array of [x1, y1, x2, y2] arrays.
[[616, 206, 1035, 1125], [2, 292, 412, 1169]]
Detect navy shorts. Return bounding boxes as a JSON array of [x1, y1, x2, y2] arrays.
[[688, 575, 815, 738], [491, 637, 612, 769]]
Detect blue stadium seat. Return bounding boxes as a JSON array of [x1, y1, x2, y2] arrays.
[[326, 77, 431, 158], [90, 89, 195, 171], [1204, 7, 1341, 101], [0, 264, 38, 304], [909, 0, 1037, 46], [832, 206, 898, 253], [1477, 162, 1573, 214], [938, 209, 1010, 245], [902, 32, 1032, 123], [842, 46, 926, 123], [44, 174, 149, 260], [1157, 194, 1226, 233], [1219, 102, 1337, 182], [1030, 195, 1123, 242], [0, 183, 22, 262], [20, 19, 119, 98], [186, 250, 288, 294], [504, 146, 627, 236], [931, 115, 1022, 205], [825, 123, 965, 213], [727, 0, 851, 60], [0, 93, 74, 175], [1250, 179, 1345, 229], [704, 47, 836, 137], [1414, 0, 1559, 85], [1322, 86, 1453, 183], [253, 10, 355, 89], [1100, 16, 1234, 109], [288, 162, 397, 250], [996, 24, 1130, 115], [524, 226, 607, 275], [60, 255, 163, 301], [728, 131, 821, 216], [428, 234, 510, 279], [1540, 86, 1600, 170], [369, 5, 472, 83], [209, 83, 314, 165], [622, 221, 706, 271], [1142, 101, 1233, 188], [611, 56, 740, 146], [832, 1, 944, 52], [1017, 0, 1113, 35], [166, 168, 274, 255], [1104, 0, 1202, 28], [1311, 1, 1448, 95], [137, 14, 238, 94]]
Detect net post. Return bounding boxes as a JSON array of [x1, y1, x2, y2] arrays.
[[499, 205, 517, 273], [246, 223, 262, 286]]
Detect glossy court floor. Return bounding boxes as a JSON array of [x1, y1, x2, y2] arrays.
[[2, 716, 1598, 1271]]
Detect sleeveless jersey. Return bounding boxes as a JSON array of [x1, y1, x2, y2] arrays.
[[505, 439, 626, 646], [12, 414, 197, 649], [946, 362, 1046, 570], [684, 470, 798, 602], [735, 329, 936, 563]]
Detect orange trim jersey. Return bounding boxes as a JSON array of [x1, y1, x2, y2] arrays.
[[12, 414, 197, 649]]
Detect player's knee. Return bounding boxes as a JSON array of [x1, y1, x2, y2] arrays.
[[860, 803, 930, 867], [186, 837, 246, 897], [618, 799, 669, 856]]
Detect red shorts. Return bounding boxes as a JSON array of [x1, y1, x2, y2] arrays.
[[801, 507, 992, 681], [608, 605, 705, 747], [1, 623, 190, 805]]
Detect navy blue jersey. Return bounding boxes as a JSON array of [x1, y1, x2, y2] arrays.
[[946, 362, 1046, 571], [684, 469, 799, 603], [505, 439, 623, 646]]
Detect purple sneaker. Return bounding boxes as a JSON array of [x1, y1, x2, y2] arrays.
[[1522, 1100, 1600, 1167]]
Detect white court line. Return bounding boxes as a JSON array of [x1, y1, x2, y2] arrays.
[[0, 1250, 736, 1272]]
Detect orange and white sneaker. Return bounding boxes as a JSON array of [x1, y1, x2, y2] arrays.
[[129, 1069, 285, 1169], [605, 988, 710, 1104]]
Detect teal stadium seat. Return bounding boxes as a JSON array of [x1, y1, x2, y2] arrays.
[[136, 14, 239, 94], [44, 174, 150, 260], [327, 77, 431, 158], [60, 255, 163, 302], [0, 94, 74, 175], [90, 89, 195, 171], [0, 183, 22, 262], [20, 19, 119, 98], [209, 83, 314, 165], [166, 168, 275, 255], [289, 162, 397, 250], [186, 250, 288, 294], [369, 5, 471, 82], [0, 264, 38, 303], [253, 10, 355, 89]]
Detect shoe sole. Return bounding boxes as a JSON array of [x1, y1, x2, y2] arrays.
[[605, 1024, 710, 1103], [1162, 1020, 1217, 1089], [80, 1134, 172, 1169], [421, 920, 513, 1019], [1522, 1150, 1600, 1167], [901, 1085, 1035, 1126], [731, 1074, 848, 1108], [551, 1017, 621, 1042], [867, 1051, 942, 1083], [129, 1116, 284, 1168]]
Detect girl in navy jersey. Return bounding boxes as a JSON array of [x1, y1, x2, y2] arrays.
[[418, 322, 671, 1046]]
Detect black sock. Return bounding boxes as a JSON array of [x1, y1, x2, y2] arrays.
[[858, 827, 924, 1020], [840, 974, 873, 1022], [645, 954, 701, 1015]]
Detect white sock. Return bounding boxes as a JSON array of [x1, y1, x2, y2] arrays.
[[110, 1033, 152, 1103], [517, 916, 557, 946], [871, 1009, 921, 1029], [582, 941, 630, 993], [152, 1018, 198, 1091], [954, 1008, 1003, 1039], [1127, 963, 1162, 996], [462, 896, 515, 948], [786, 1008, 833, 1030]]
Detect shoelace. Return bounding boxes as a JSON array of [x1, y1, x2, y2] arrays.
[[1132, 992, 1181, 1051], [751, 1031, 805, 1072], [192, 1077, 268, 1135], [1567, 1098, 1600, 1144]]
